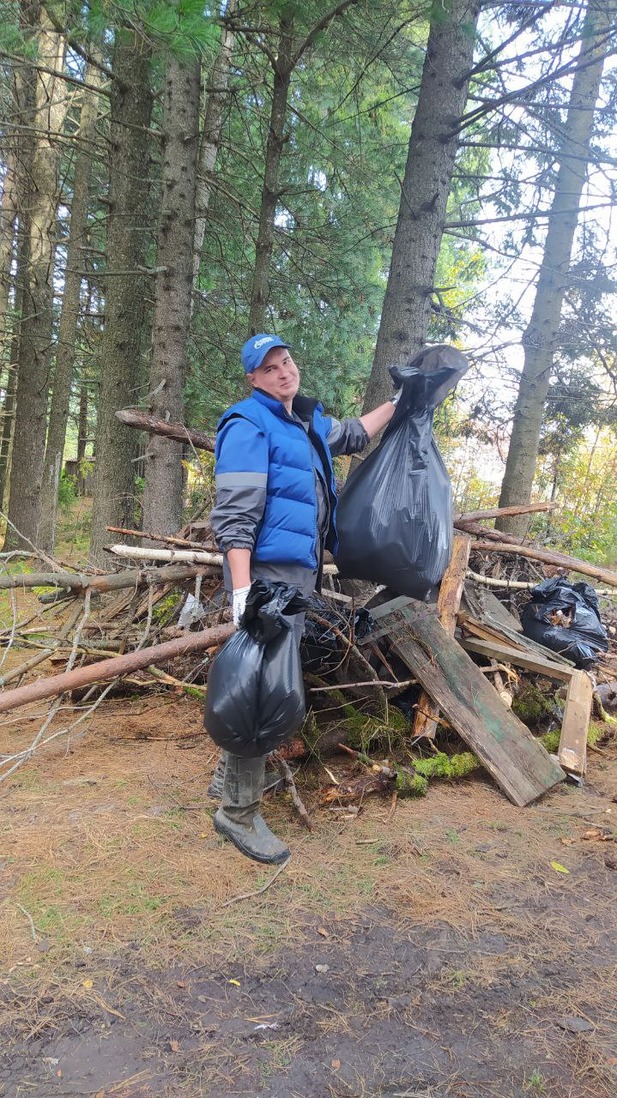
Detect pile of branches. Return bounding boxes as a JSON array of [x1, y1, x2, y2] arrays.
[[2, 501, 617, 794]]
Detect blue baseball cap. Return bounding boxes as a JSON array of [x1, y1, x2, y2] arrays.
[[241, 333, 290, 374]]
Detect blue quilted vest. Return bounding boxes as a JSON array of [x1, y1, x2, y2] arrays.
[[216, 390, 338, 568]]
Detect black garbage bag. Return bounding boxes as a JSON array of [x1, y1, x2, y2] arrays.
[[335, 345, 469, 599], [204, 579, 308, 757], [520, 578, 608, 669], [300, 594, 374, 674]]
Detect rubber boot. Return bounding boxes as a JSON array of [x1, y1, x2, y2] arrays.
[[207, 752, 283, 800], [213, 755, 290, 865]]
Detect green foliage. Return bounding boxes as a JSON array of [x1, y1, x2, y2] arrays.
[[58, 471, 78, 511], [188, 2, 484, 425], [0, 2, 36, 57], [533, 428, 617, 564], [52, 0, 218, 57]]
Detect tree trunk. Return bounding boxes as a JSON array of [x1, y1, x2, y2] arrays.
[[89, 28, 153, 564], [247, 16, 294, 334], [0, 322, 20, 511], [0, 152, 19, 509], [192, 0, 237, 306], [4, 3, 66, 550], [39, 65, 102, 550], [361, 0, 480, 414], [497, 1, 613, 535], [141, 55, 200, 537], [0, 150, 19, 369]]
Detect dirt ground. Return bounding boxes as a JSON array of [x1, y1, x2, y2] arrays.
[[0, 688, 616, 1098]]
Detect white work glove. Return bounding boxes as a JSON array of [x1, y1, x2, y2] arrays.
[[232, 585, 251, 628]]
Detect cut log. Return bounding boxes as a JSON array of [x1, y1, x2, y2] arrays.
[[412, 533, 471, 741], [381, 601, 565, 806], [116, 408, 215, 451], [0, 624, 234, 714]]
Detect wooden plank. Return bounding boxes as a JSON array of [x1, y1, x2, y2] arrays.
[[413, 534, 471, 741], [558, 670, 593, 776], [461, 580, 523, 633], [459, 637, 574, 683], [458, 610, 576, 668], [385, 602, 565, 806]]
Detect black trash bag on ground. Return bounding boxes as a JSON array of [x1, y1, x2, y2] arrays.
[[300, 593, 374, 674], [520, 578, 608, 669], [335, 345, 469, 599], [204, 579, 308, 758]]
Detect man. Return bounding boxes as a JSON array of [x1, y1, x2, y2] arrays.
[[209, 333, 399, 864]]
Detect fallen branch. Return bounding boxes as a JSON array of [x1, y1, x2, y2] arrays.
[[471, 541, 617, 588], [107, 543, 223, 566], [221, 858, 290, 907], [0, 563, 215, 592], [106, 525, 217, 552], [271, 752, 313, 830], [0, 600, 84, 687], [466, 567, 617, 598], [107, 543, 338, 574], [456, 502, 554, 523], [0, 623, 234, 714], [456, 518, 536, 544], [116, 408, 215, 451]]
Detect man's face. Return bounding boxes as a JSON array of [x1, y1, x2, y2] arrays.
[[248, 346, 300, 406]]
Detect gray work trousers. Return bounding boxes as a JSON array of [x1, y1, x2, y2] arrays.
[[222, 559, 318, 764]]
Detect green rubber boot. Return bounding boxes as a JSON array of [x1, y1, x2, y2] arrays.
[[207, 752, 283, 800], [213, 755, 290, 865]]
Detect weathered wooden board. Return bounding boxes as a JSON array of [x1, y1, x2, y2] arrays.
[[413, 534, 471, 741], [459, 637, 573, 683], [385, 602, 565, 806], [458, 610, 575, 668], [461, 581, 523, 634], [558, 670, 593, 776]]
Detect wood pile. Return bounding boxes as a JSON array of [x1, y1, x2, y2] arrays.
[[0, 406, 615, 801], [1, 498, 615, 808]]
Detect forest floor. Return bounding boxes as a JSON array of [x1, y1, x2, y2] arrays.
[[1, 688, 616, 1098], [1, 506, 617, 1098]]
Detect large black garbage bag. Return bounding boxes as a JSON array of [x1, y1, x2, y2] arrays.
[[204, 580, 308, 757], [335, 345, 469, 599], [520, 578, 608, 669], [300, 593, 374, 674]]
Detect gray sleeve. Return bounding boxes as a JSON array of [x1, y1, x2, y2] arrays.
[[327, 416, 370, 457], [210, 472, 267, 553]]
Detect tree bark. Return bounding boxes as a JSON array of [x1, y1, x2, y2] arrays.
[[4, 3, 67, 550], [141, 54, 201, 537], [192, 0, 238, 304], [0, 150, 19, 371], [0, 152, 20, 508], [89, 27, 153, 564], [39, 64, 102, 550], [361, 0, 480, 414], [248, 15, 294, 334], [497, 1, 614, 535]]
